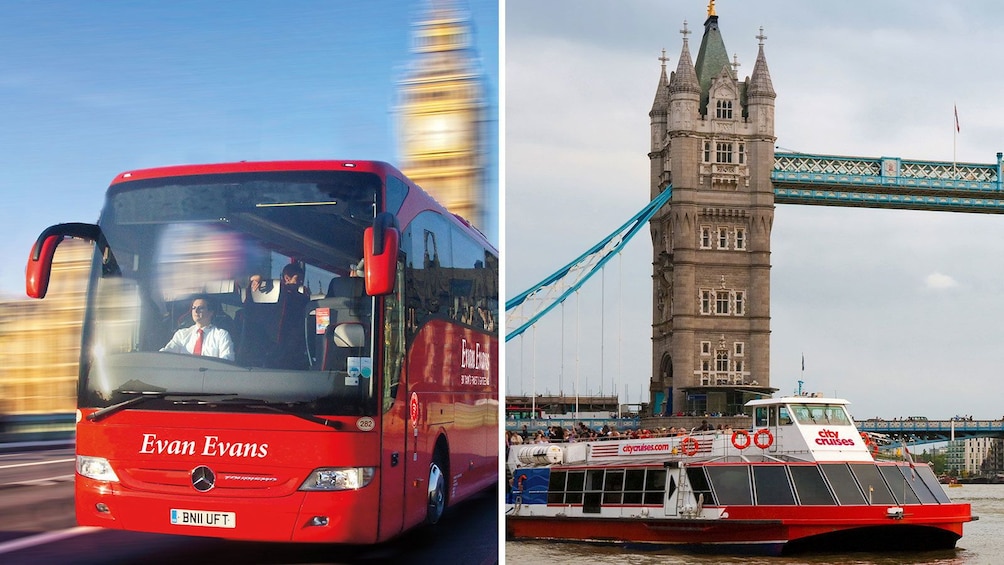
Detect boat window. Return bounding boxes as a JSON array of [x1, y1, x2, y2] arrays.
[[623, 469, 646, 504], [791, 405, 811, 424], [603, 470, 625, 504], [564, 470, 585, 504], [849, 463, 896, 505], [583, 470, 604, 513], [791, 403, 852, 425], [645, 469, 668, 505], [819, 463, 867, 505], [789, 465, 836, 505], [686, 466, 717, 506], [778, 407, 793, 426], [752, 465, 796, 505], [707, 465, 753, 505], [547, 471, 566, 504], [916, 465, 952, 503], [879, 465, 922, 505], [754, 406, 768, 428]]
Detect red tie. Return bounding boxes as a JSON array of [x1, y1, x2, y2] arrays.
[[194, 328, 204, 356]]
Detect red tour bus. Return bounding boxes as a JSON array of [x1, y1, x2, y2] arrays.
[[26, 160, 498, 543]]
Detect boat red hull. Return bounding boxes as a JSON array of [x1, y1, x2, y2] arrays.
[[506, 503, 971, 555]]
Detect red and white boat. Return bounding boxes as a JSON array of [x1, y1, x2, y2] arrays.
[[505, 396, 974, 555]]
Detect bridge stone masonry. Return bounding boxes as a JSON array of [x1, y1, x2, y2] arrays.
[[646, 7, 1002, 421]]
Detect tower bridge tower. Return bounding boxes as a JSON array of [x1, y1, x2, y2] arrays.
[[649, 7, 777, 417]]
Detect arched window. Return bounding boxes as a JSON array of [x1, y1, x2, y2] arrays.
[[715, 100, 733, 119], [716, 351, 729, 373]]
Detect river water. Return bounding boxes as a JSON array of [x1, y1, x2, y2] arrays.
[[504, 483, 1001, 564]]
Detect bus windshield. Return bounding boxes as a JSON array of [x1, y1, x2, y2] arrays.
[[81, 170, 381, 417]]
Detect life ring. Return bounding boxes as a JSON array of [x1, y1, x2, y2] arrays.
[[731, 429, 751, 450], [680, 436, 700, 456], [753, 428, 773, 449]]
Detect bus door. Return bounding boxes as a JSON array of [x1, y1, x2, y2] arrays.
[[377, 265, 408, 539]]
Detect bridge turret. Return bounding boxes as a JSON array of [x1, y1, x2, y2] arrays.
[[649, 49, 671, 200], [649, 49, 669, 152], [746, 28, 776, 140], [666, 21, 701, 192]]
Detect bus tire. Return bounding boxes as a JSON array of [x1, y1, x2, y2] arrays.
[[426, 444, 448, 525]]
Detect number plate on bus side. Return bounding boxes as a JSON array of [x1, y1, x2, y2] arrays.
[[170, 508, 236, 528]]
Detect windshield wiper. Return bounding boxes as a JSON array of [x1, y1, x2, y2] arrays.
[[217, 398, 344, 430], [87, 391, 233, 422]]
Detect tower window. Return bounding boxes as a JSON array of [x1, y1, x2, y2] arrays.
[[717, 227, 729, 249], [716, 351, 729, 372], [703, 141, 711, 163], [700, 226, 712, 249], [734, 342, 745, 356], [738, 142, 745, 164], [716, 142, 733, 164], [715, 100, 733, 120], [701, 291, 712, 315], [701, 341, 712, 355], [734, 291, 745, 316], [735, 228, 747, 250], [715, 291, 730, 315]]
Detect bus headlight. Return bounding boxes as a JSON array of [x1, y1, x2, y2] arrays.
[[299, 467, 375, 491], [77, 455, 120, 482]]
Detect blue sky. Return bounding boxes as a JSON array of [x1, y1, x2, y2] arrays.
[[0, 0, 498, 298]]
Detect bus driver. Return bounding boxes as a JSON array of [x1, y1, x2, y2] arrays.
[[161, 295, 235, 360]]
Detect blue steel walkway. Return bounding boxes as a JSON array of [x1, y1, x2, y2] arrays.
[[856, 419, 1004, 443], [773, 151, 1004, 213]]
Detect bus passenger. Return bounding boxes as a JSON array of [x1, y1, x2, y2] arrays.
[[264, 263, 310, 369], [161, 295, 234, 360]]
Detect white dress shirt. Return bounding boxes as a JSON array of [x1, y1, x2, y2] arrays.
[[161, 324, 234, 361]]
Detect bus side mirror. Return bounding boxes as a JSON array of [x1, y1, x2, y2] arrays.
[[363, 213, 399, 296], [26, 223, 102, 299], [27, 234, 61, 299]]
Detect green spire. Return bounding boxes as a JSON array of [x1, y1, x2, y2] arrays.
[[693, 14, 731, 115]]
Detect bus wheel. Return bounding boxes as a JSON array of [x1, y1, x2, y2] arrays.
[[426, 453, 447, 525]]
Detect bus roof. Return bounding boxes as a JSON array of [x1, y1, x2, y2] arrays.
[[107, 159, 496, 253], [109, 160, 400, 185]]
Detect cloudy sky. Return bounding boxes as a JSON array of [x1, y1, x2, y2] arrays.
[[504, 0, 1004, 420], [0, 0, 498, 298]]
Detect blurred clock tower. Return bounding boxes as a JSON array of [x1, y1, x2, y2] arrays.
[[399, 0, 485, 230]]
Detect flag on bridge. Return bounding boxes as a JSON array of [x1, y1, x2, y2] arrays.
[[955, 104, 960, 133]]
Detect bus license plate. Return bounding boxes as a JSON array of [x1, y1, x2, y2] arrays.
[[170, 508, 236, 529]]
